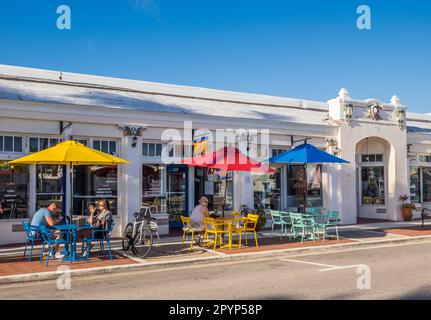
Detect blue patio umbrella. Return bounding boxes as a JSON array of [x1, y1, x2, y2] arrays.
[[269, 143, 349, 211]]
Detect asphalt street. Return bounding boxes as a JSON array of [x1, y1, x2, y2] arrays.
[[1, 240, 431, 300]]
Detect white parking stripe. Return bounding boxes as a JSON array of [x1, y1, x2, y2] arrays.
[[281, 258, 362, 272], [281, 258, 340, 269]]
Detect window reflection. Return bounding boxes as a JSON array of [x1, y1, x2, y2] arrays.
[[423, 168, 431, 203], [286, 165, 322, 209], [0, 164, 29, 219], [73, 165, 118, 215], [253, 167, 281, 210], [36, 165, 63, 214], [410, 167, 421, 203]]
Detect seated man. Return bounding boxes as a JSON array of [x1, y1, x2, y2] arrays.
[[31, 202, 64, 258]]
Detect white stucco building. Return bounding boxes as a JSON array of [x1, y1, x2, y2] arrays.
[[0, 65, 430, 245]]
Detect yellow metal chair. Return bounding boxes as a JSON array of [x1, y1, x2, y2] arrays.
[[180, 216, 200, 250], [232, 213, 259, 248], [203, 218, 232, 250]]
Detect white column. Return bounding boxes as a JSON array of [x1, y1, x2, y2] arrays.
[[119, 136, 142, 230], [237, 171, 254, 210]]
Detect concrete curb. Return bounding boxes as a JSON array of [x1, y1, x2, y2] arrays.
[[2, 235, 431, 285]]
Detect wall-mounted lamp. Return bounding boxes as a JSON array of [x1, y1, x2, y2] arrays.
[[118, 125, 147, 148], [325, 138, 340, 156], [132, 136, 138, 148], [344, 103, 353, 123], [396, 108, 406, 128]]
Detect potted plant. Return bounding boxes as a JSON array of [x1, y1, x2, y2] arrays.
[[255, 204, 267, 231], [399, 195, 416, 221]]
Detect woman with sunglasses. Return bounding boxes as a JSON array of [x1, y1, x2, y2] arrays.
[[189, 197, 210, 243], [80, 199, 113, 256]]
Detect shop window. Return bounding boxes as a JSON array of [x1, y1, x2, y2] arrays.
[[361, 154, 383, 163], [78, 139, 88, 146], [194, 168, 234, 212], [0, 136, 23, 153], [73, 165, 118, 216], [423, 168, 431, 202], [29, 137, 61, 152], [142, 164, 166, 213], [253, 167, 281, 210], [419, 155, 431, 163], [143, 142, 163, 157], [36, 165, 64, 215], [410, 167, 421, 203], [272, 149, 288, 157], [286, 165, 323, 209], [93, 140, 117, 156], [0, 163, 29, 219], [361, 166, 385, 205]]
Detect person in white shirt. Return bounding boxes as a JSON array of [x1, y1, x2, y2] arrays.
[[190, 196, 210, 234]]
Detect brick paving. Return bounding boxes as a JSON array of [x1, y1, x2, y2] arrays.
[[0, 251, 137, 277], [380, 225, 431, 237]]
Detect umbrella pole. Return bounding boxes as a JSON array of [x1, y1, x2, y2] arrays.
[[222, 171, 228, 218], [62, 165, 67, 220], [70, 163, 73, 222], [304, 164, 307, 213]]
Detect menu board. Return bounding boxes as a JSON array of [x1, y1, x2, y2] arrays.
[[148, 179, 161, 194], [96, 183, 113, 197], [204, 181, 214, 195]]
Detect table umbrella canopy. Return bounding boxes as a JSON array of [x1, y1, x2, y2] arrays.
[[182, 147, 276, 173], [269, 143, 349, 164], [9, 140, 128, 165]]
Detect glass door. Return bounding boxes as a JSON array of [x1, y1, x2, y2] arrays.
[[166, 165, 188, 226]]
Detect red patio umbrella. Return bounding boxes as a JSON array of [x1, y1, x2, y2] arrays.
[[183, 147, 276, 216]]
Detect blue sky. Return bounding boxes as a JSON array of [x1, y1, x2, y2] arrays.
[[0, 0, 430, 112]]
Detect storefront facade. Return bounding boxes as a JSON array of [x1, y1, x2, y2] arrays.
[[0, 65, 431, 244]]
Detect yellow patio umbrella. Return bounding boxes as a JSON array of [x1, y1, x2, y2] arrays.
[[9, 140, 128, 218], [9, 140, 128, 165]]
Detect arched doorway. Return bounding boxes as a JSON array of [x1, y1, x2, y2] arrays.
[[355, 137, 391, 220]]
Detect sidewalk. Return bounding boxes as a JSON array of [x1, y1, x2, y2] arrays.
[[1, 219, 431, 284]]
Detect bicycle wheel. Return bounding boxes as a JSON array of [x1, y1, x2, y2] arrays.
[[122, 223, 134, 251], [132, 227, 153, 258]]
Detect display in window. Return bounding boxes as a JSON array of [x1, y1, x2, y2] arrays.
[[253, 167, 281, 210], [410, 167, 420, 203], [142, 164, 166, 213], [361, 166, 385, 205], [423, 168, 431, 202]]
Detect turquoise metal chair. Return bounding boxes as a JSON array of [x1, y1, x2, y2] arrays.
[[318, 211, 341, 240], [289, 212, 317, 243], [306, 208, 321, 215], [279, 211, 292, 239], [269, 210, 283, 235]]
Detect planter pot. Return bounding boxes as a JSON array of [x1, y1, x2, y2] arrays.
[[401, 207, 413, 221]]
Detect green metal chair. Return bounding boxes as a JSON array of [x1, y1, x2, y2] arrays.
[[269, 210, 283, 235], [318, 211, 341, 240], [279, 211, 292, 240], [289, 212, 317, 243]]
